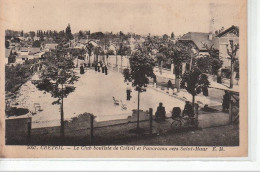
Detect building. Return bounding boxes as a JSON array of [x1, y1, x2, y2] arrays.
[[216, 25, 239, 68], [42, 43, 58, 52], [177, 32, 219, 74], [16, 47, 43, 63], [178, 32, 219, 57]]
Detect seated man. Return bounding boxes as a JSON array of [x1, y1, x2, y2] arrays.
[[155, 102, 166, 121], [171, 107, 182, 119]]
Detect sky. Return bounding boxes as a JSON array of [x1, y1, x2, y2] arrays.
[[1, 0, 242, 36]]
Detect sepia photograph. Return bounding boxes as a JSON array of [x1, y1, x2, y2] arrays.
[[0, 0, 247, 158]]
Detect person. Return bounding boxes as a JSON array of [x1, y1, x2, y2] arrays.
[[104, 65, 108, 75], [217, 69, 222, 83], [102, 64, 105, 73], [183, 101, 193, 117], [202, 86, 208, 96], [171, 107, 182, 119], [153, 75, 157, 88], [167, 80, 173, 89], [222, 91, 230, 112], [126, 82, 132, 100], [94, 63, 97, 71], [80, 65, 84, 74], [97, 62, 101, 72], [155, 102, 166, 121]]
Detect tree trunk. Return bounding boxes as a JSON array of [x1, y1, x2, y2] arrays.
[[159, 61, 163, 75], [230, 59, 234, 88], [192, 94, 195, 116], [88, 53, 91, 67], [175, 77, 180, 92], [174, 64, 180, 92], [60, 84, 64, 138], [121, 55, 123, 72], [115, 52, 118, 67], [190, 57, 193, 71], [137, 90, 140, 129]]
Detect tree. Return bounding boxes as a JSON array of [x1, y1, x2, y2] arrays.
[[171, 32, 175, 39], [117, 43, 131, 72], [94, 46, 103, 62], [226, 40, 239, 88], [8, 52, 16, 64], [162, 34, 169, 40], [127, 43, 155, 131], [196, 55, 211, 73], [86, 42, 94, 66], [29, 31, 36, 38], [65, 24, 73, 41], [181, 68, 210, 118], [32, 40, 41, 47], [202, 43, 222, 75], [164, 41, 191, 91], [33, 45, 79, 138], [105, 49, 115, 65], [78, 30, 85, 39], [5, 40, 10, 48]]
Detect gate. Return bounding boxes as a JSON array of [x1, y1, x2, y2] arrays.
[[229, 91, 239, 124]]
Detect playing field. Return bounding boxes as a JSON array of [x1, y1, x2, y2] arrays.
[[8, 68, 186, 128]]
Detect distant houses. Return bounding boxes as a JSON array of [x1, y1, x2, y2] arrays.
[[178, 25, 239, 70], [41, 43, 58, 52], [16, 47, 44, 63]]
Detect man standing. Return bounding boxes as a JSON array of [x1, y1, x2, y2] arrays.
[[126, 82, 132, 100]]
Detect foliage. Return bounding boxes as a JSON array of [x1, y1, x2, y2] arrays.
[[33, 45, 79, 105], [86, 42, 94, 56], [8, 54, 16, 64], [202, 43, 223, 75], [65, 24, 73, 41], [32, 40, 41, 47], [171, 32, 175, 39], [234, 60, 239, 73], [196, 55, 223, 75], [196, 56, 211, 73], [211, 58, 223, 75], [5, 59, 39, 92], [128, 43, 155, 91], [5, 40, 10, 48], [123, 68, 130, 81], [180, 68, 210, 97], [106, 49, 115, 56], [117, 43, 131, 56]]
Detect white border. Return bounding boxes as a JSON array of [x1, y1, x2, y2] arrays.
[[0, 0, 259, 171]]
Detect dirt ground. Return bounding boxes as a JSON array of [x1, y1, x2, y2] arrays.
[[126, 124, 239, 146]]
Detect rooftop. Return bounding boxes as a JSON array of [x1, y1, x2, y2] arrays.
[[179, 32, 219, 51]]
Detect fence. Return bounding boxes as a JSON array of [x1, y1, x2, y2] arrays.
[[5, 107, 203, 145]]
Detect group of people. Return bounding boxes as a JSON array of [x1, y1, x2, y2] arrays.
[[94, 62, 108, 75], [155, 101, 194, 121]]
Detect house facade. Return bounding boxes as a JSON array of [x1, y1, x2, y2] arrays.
[[216, 25, 239, 68]]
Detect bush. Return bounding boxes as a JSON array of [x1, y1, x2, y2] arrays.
[[5, 59, 39, 93], [221, 68, 231, 78]]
